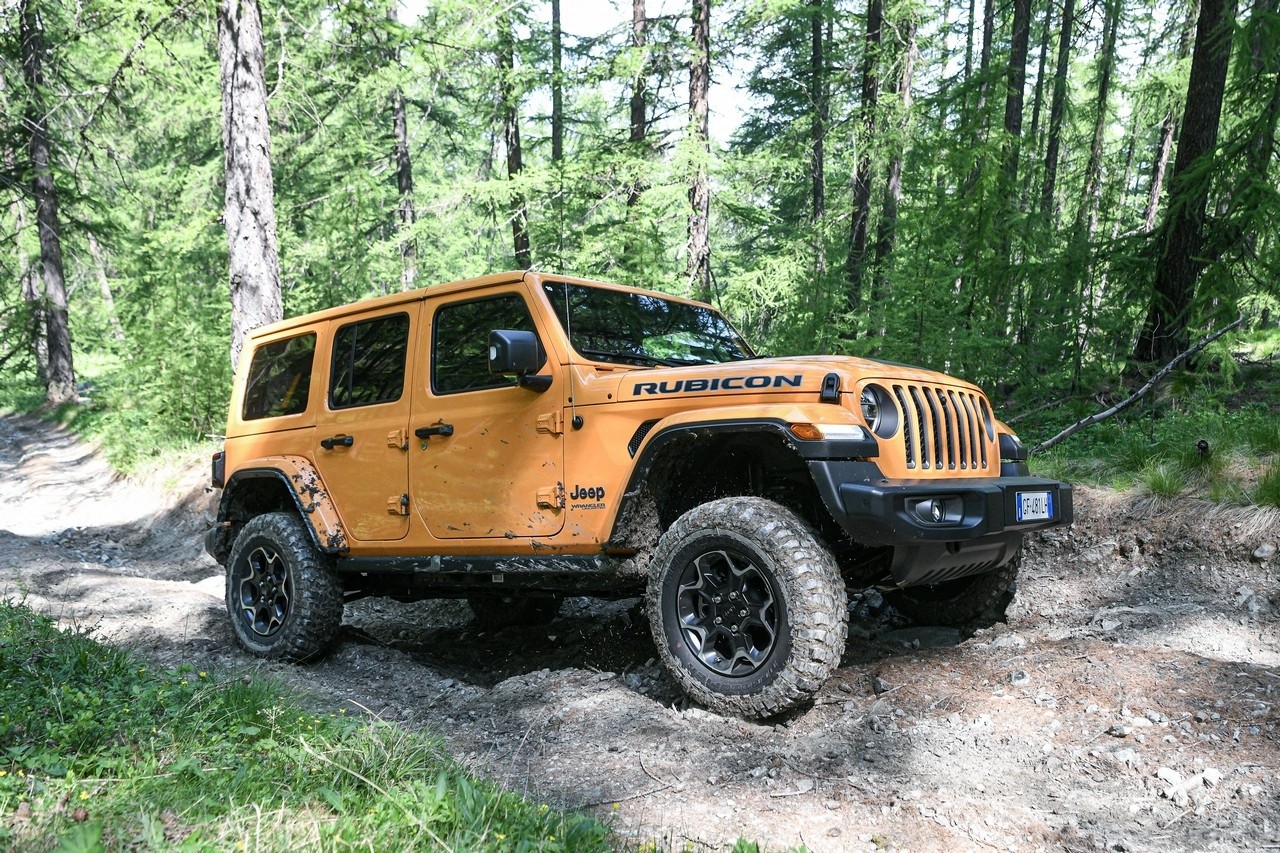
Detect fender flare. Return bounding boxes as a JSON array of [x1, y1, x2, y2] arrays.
[[606, 416, 877, 545], [215, 456, 350, 556]]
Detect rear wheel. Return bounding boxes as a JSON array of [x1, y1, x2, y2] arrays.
[[647, 497, 847, 719], [887, 553, 1020, 627], [226, 513, 343, 661]]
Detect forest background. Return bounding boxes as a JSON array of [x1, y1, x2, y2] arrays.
[[1, 0, 1277, 466]]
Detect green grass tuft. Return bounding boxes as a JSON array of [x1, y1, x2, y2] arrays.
[[1256, 464, 1280, 509], [0, 602, 611, 851]]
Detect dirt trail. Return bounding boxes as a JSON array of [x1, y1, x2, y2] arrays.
[[1, 412, 1278, 851]]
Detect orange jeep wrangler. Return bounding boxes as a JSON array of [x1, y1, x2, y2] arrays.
[[207, 271, 1072, 718]]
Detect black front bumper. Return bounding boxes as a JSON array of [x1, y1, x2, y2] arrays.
[[809, 460, 1073, 586]]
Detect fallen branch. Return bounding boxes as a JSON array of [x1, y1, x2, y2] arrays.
[[1030, 317, 1245, 455]]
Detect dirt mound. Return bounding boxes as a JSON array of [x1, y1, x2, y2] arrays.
[[1, 414, 1277, 851]]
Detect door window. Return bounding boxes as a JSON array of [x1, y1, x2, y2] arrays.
[[432, 295, 544, 395], [242, 333, 316, 420], [329, 313, 410, 408]]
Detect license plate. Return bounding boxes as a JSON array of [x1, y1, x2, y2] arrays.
[[1016, 490, 1052, 522]]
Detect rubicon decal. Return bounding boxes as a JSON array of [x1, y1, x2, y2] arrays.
[[631, 374, 803, 396]]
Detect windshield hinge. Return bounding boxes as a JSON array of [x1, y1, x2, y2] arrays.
[[536, 411, 564, 435], [536, 483, 566, 509]]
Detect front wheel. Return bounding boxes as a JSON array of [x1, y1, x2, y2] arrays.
[[225, 513, 343, 661], [647, 497, 847, 719]]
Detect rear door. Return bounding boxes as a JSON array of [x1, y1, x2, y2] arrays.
[[409, 288, 565, 539], [313, 304, 418, 542]]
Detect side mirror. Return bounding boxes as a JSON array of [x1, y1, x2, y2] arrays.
[[488, 330, 551, 391]]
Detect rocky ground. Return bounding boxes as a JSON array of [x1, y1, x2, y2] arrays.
[[1, 412, 1277, 851]]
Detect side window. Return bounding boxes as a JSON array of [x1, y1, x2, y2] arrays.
[[242, 333, 316, 420], [433, 295, 543, 395], [329, 313, 410, 408]]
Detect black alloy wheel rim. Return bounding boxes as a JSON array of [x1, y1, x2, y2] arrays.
[[236, 544, 293, 637], [675, 548, 778, 676]]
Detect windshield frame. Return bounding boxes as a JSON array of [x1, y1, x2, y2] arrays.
[[540, 280, 756, 368]]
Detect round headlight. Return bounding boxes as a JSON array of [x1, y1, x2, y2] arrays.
[[860, 389, 879, 429], [861, 384, 899, 438]]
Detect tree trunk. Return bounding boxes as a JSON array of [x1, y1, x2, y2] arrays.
[[809, 0, 825, 223], [20, 0, 75, 404], [498, 11, 531, 269], [550, 0, 564, 264], [1142, 2, 1197, 233], [1068, 0, 1121, 385], [628, 0, 648, 213], [551, 0, 564, 165], [844, 0, 882, 319], [388, 6, 416, 292], [871, 16, 917, 339], [1132, 0, 1237, 365], [1039, 0, 1075, 222], [687, 0, 711, 301], [1022, 0, 1052, 200], [999, 0, 1031, 255], [625, 0, 648, 265], [218, 0, 282, 371]]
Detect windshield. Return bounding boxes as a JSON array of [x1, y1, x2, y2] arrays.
[[542, 281, 755, 367]]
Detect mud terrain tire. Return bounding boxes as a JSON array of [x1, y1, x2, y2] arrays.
[[226, 512, 343, 661], [468, 594, 563, 629], [887, 553, 1020, 627], [647, 497, 848, 719]]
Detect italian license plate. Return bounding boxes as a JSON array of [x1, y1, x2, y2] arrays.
[[1016, 490, 1052, 522]]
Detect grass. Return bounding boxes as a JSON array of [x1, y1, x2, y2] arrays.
[[1027, 361, 1280, 507], [0, 602, 611, 852]]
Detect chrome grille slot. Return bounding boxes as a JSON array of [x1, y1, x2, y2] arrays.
[[890, 382, 992, 473]]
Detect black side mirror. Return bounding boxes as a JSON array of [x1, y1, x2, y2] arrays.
[[488, 330, 551, 391]]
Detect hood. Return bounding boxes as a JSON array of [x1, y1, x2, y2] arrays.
[[576, 355, 983, 405]]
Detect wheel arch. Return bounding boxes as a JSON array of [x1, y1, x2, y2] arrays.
[[607, 419, 834, 552], [211, 457, 350, 562]]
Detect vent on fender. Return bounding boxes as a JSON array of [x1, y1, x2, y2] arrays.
[[628, 419, 660, 457]]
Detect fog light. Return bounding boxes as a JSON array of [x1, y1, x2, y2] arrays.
[[915, 498, 945, 523]]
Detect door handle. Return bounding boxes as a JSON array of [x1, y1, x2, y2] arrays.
[[320, 434, 355, 450], [415, 424, 454, 439]]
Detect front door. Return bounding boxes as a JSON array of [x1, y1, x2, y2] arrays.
[[313, 305, 417, 543], [410, 289, 565, 539]]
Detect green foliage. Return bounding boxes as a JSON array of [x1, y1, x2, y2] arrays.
[[1255, 464, 1280, 509], [0, 601, 611, 851]]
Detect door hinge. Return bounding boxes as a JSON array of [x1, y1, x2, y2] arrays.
[[536, 483, 565, 510], [387, 429, 408, 450], [536, 411, 563, 435], [387, 494, 409, 516]]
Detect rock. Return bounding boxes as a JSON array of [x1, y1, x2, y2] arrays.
[[1107, 724, 1132, 738], [1202, 768, 1222, 787], [872, 676, 893, 695], [1156, 767, 1182, 787], [1235, 587, 1255, 607], [1111, 748, 1140, 768], [1251, 543, 1276, 562], [1010, 670, 1030, 687], [992, 633, 1027, 650]]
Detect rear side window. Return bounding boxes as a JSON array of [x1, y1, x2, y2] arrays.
[[329, 313, 410, 408], [242, 334, 316, 420], [433, 295, 543, 395]]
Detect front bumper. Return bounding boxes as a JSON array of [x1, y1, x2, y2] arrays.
[[809, 460, 1073, 586]]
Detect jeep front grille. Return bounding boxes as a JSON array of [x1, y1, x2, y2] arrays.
[[889, 383, 991, 471]]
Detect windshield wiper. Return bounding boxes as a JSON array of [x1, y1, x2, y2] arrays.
[[578, 348, 683, 368]]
